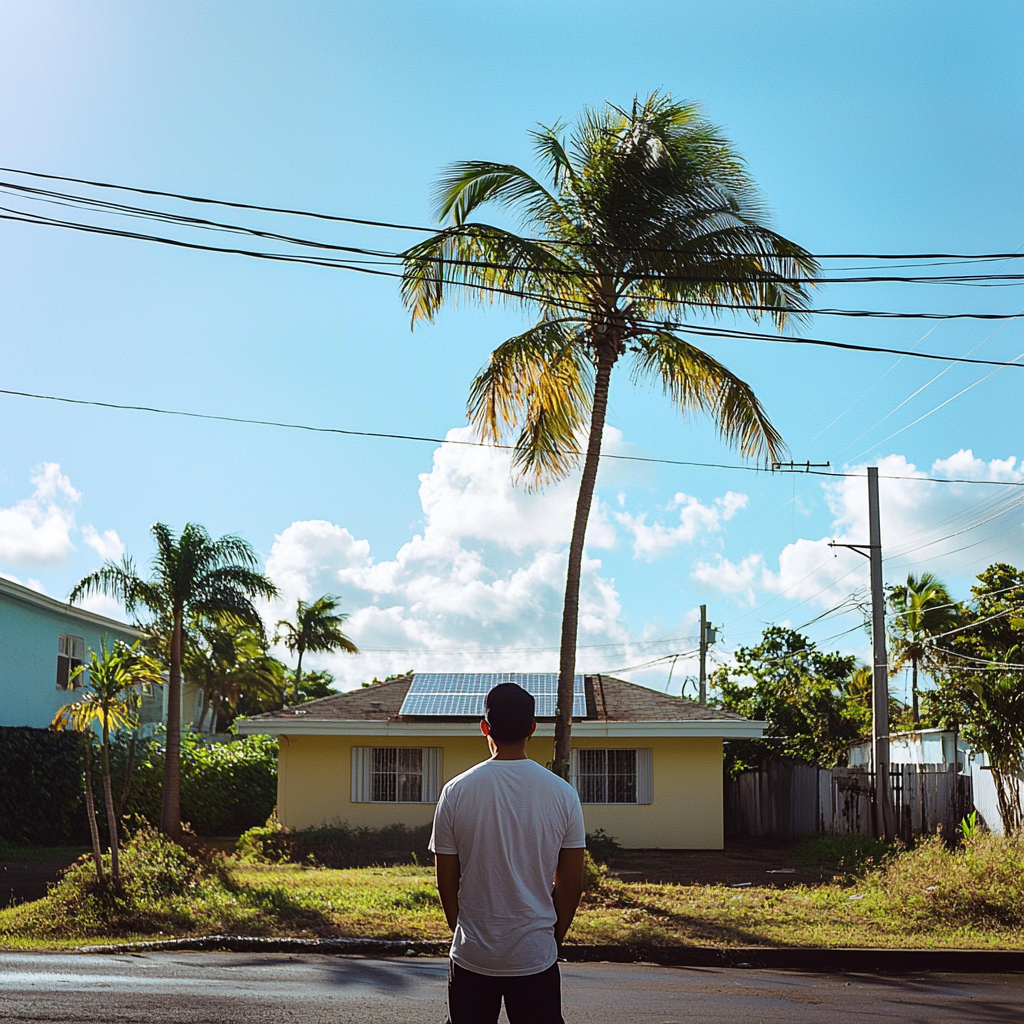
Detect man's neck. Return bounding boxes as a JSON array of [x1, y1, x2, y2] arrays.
[[489, 740, 530, 760]]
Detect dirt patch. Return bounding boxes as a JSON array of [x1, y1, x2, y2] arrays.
[[605, 840, 837, 888]]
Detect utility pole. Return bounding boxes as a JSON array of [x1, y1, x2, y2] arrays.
[[698, 605, 717, 704], [830, 466, 893, 837], [867, 467, 894, 838]]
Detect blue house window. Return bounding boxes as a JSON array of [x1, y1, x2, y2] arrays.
[[57, 635, 86, 690]]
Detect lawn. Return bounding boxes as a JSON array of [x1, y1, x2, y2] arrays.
[[1, 827, 1022, 951]]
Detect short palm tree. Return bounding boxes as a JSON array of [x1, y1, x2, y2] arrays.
[[275, 595, 358, 705], [401, 93, 817, 776], [188, 620, 285, 731], [70, 523, 278, 837], [888, 572, 959, 725], [53, 640, 163, 884]]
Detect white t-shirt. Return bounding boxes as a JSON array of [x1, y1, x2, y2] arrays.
[[429, 757, 587, 977]]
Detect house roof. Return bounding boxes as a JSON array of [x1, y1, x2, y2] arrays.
[[235, 673, 765, 739], [0, 575, 143, 637]]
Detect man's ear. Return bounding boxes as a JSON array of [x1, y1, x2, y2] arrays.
[[529, 720, 537, 737], [480, 719, 490, 737]]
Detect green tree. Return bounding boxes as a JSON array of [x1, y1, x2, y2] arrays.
[[401, 93, 816, 776], [926, 563, 1024, 833], [713, 626, 869, 773], [70, 523, 277, 837], [52, 640, 163, 884], [888, 572, 960, 725], [274, 595, 358, 706], [285, 668, 337, 703], [187, 621, 286, 733]]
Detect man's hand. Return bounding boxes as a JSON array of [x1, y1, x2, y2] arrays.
[[553, 846, 585, 944], [435, 853, 461, 932]]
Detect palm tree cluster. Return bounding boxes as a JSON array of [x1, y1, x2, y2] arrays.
[[402, 92, 817, 775]]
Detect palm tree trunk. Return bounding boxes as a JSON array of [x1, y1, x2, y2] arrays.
[[552, 353, 615, 779], [100, 718, 120, 885], [292, 649, 304, 707], [911, 657, 919, 726], [161, 603, 183, 838], [82, 736, 106, 884], [118, 732, 137, 816]]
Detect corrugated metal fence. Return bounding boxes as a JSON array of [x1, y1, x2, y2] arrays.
[[724, 761, 973, 841]]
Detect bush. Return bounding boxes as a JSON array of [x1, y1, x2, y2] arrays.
[[585, 828, 621, 865], [0, 727, 87, 846], [795, 833, 896, 871], [875, 831, 1024, 929], [112, 732, 278, 836], [238, 819, 432, 869]]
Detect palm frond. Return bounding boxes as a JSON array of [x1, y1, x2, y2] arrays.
[[468, 320, 594, 486], [631, 331, 786, 464]]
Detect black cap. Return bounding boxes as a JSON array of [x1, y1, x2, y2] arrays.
[[484, 682, 535, 742]]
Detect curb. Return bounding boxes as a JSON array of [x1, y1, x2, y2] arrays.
[[74, 936, 1024, 972]]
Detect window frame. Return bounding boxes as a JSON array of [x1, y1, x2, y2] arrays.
[[351, 746, 443, 804], [56, 634, 87, 691], [570, 747, 653, 805]]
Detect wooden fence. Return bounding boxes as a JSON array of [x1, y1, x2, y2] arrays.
[[724, 761, 974, 841]]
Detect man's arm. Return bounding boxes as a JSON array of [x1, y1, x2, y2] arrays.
[[553, 846, 585, 945], [435, 853, 461, 932]]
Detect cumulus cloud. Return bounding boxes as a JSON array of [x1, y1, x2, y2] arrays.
[[0, 463, 80, 567], [758, 450, 1024, 608], [82, 525, 125, 561], [264, 426, 630, 688], [617, 491, 748, 560], [692, 553, 765, 604]]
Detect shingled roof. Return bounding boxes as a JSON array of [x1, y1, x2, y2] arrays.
[[245, 673, 749, 724]]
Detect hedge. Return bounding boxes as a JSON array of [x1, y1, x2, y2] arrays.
[[0, 727, 88, 846]]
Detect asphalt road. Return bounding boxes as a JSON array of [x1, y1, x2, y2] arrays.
[[0, 952, 1021, 1023]]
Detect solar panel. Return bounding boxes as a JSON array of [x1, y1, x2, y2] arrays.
[[399, 672, 587, 718]]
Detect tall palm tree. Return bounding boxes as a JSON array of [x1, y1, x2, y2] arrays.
[[53, 639, 163, 884], [401, 93, 817, 776], [70, 523, 278, 837], [274, 595, 358, 705], [888, 572, 959, 725]]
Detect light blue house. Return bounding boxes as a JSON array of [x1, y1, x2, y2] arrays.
[[0, 575, 142, 729]]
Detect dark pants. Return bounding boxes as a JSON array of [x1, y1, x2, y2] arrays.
[[447, 959, 565, 1024]]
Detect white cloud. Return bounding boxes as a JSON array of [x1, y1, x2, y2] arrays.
[[617, 490, 748, 560], [760, 450, 1024, 608], [0, 572, 46, 593], [82, 525, 125, 561], [0, 463, 80, 567], [264, 426, 629, 687], [692, 553, 765, 604]]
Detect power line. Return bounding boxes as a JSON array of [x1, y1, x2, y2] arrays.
[[5, 383, 1024, 489], [3, 165, 1024, 262]]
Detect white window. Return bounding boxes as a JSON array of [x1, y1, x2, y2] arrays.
[[56, 635, 87, 690], [571, 748, 653, 805], [351, 747, 443, 803]]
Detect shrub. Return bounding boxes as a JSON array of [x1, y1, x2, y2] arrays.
[[112, 732, 278, 836], [585, 828, 621, 865], [238, 819, 432, 869], [581, 850, 607, 892], [875, 831, 1024, 929], [795, 833, 896, 871]]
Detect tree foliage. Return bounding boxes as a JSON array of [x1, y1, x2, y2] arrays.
[[713, 626, 869, 774], [274, 595, 357, 706], [925, 563, 1024, 833]]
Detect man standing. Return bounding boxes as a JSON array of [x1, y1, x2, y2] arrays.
[[430, 682, 586, 1024]]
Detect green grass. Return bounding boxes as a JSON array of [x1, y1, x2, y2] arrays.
[[2, 829, 1022, 951]]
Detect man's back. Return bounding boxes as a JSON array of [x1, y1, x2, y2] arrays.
[[430, 757, 586, 976]]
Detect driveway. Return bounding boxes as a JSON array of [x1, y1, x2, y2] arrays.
[[0, 952, 1020, 1023]]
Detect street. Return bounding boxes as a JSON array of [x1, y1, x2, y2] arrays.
[[0, 953, 1021, 1023]]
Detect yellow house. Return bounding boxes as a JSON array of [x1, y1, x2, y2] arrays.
[[235, 673, 766, 849]]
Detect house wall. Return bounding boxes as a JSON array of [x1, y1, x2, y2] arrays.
[[276, 732, 724, 849], [0, 593, 138, 728]]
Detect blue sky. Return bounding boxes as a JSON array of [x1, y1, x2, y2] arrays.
[[1, 1, 1022, 698]]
